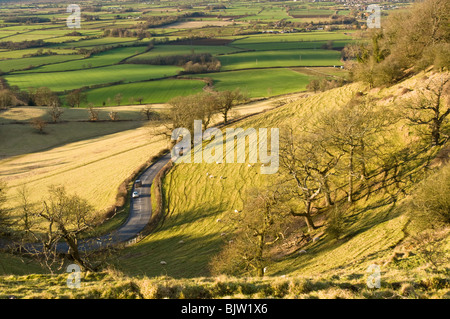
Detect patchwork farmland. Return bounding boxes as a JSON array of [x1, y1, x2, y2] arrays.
[[0, 0, 449, 303]]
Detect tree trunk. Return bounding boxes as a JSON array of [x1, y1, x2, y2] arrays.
[[348, 146, 355, 203], [431, 120, 441, 146], [256, 234, 264, 277], [303, 201, 316, 232]]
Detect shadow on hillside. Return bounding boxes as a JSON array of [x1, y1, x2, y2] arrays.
[[116, 232, 224, 279], [0, 119, 146, 159]]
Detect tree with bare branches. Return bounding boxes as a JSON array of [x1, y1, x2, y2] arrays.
[[19, 186, 101, 272], [210, 188, 285, 277], [404, 76, 449, 146]]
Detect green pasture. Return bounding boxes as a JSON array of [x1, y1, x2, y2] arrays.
[[129, 44, 242, 62], [4, 64, 182, 92], [0, 48, 78, 59], [230, 31, 355, 47], [21, 46, 148, 73], [51, 37, 141, 49], [82, 79, 206, 107], [0, 54, 84, 72], [188, 68, 311, 98], [218, 49, 342, 70]]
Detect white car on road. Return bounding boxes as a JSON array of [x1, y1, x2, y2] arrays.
[[132, 191, 139, 198]]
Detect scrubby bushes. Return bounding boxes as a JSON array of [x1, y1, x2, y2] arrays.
[[346, 0, 450, 87], [410, 164, 450, 229]]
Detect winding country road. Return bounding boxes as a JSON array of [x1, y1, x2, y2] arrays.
[[73, 152, 172, 252], [0, 153, 172, 253]]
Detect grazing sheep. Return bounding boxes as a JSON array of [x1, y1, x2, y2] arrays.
[[160, 261, 167, 265]]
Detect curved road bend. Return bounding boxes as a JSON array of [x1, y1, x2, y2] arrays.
[[60, 152, 172, 252]]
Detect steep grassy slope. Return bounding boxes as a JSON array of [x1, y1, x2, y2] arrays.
[[115, 71, 449, 281]]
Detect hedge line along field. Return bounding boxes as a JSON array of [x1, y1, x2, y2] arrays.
[[0, 48, 78, 59], [0, 54, 84, 72], [128, 44, 243, 61], [229, 31, 355, 50], [4, 64, 182, 92], [218, 49, 343, 70], [82, 78, 206, 107], [51, 37, 142, 49], [187, 68, 311, 98], [20, 46, 148, 73]]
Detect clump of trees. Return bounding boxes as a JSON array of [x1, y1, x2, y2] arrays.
[[128, 53, 221, 74], [306, 78, 347, 93], [210, 93, 429, 276], [66, 89, 87, 108], [346, 0, 449, 87], [164, 89, 246, 137], [4, 17, 50, 23], [0, 39, 47, 50], [0, 89, 14, 109], [103, 28, 151, 39]]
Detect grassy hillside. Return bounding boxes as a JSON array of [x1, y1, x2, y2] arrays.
[[112, 71, 449, 285]]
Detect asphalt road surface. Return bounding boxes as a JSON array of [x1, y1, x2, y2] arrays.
[[62, 152, 172, 252]]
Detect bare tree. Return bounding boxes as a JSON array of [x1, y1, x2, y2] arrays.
[[47, 103, 64, 123], [0, 180, 11, 237], [66, 89, 87, 108], [88, 107, 99, 122], [20, 186, 101, 272], [215, 89, 246, 124], [32, 87, 58, 106], [30, 118, 47, 134], [0, 89, 13, 109], [141, 106, 158, 121], [210, 188, 285, 277], [404, 76, 449, 146], [108, 111, 119, 121], [313, 97, 392, 203], [166, 92, 220, 136], [279, 126, 337, 231], [114, 93, 123, 106]]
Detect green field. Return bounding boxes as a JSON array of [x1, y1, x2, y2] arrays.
[[20, 46, 148, 73], [5, 64, 182, 92], [83, 78, 206, 106], [0, 54, 84, 72], [187, 68, 311, 98], [51, 37, 142, 49], [219, 49, 343, 70], [230, 31, 355, 50], [129, 44, 242, 61]]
